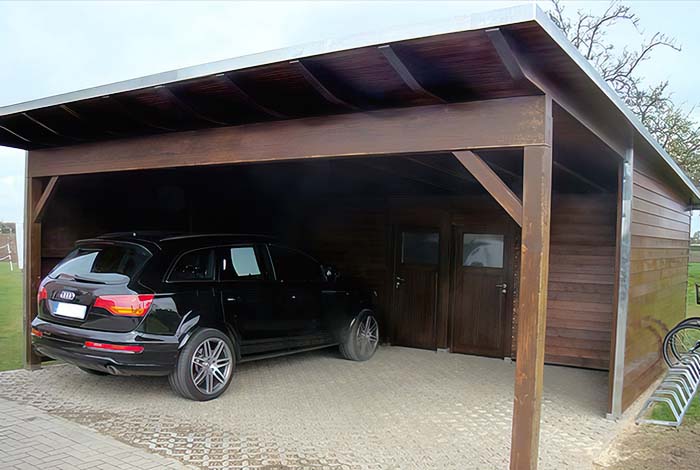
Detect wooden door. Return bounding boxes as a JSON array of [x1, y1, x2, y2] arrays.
[[391, 230, 439, 350], [451, 229, 508, 357]]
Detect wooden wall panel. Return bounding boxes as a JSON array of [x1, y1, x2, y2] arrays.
[[622, 156, 691, 410], [543, 194, 617, 369]]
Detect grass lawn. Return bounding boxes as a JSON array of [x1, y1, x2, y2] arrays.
[[0, 262, 23, 371], [650, 261, 700, 423], [686, 262, 700, 317]]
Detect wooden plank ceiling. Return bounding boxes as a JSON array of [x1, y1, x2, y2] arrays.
[[0, 24, 552, 149]]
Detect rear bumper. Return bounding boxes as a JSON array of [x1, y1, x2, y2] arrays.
[[31, 317, 179, 376]]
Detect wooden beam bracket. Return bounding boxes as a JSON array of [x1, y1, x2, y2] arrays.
[[452, 150, 523, 226], [33, 176, 59, 223]]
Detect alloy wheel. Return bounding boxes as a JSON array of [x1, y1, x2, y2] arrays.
[[190, 338, 233, 395], [355, 315, 379, 357]]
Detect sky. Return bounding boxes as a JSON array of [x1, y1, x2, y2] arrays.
[[1, 0, 699, 230]]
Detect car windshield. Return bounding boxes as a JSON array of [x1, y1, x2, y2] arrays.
[[49, 243, 151, 284]]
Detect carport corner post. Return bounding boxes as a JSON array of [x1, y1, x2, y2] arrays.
[[510, 144, 552, 470]]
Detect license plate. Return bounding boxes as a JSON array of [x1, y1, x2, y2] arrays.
[[53, 302, 87, 320]]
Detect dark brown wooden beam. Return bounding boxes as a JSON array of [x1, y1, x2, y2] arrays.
[[217, 74, 288, 119], [59, 104, 124, 137], [510, 144, 552, 470], [404, 156, 477, 184], [22, 113, 83, 143], [552, 160, 608, 192], [485, 28, 525, 81], [289, 60, 359, 111], [0, 124, 33, 144], [24, 177, 43, 369], [453, 150, 523, 226], [28, 95, 550, 177], [487, 28, 624, 157], [106, 96, 177, 132], [378, 44, 446, 103], [354, 158, 460, 193], [155, 86, 231, 126], [33, 176, 59, 223]]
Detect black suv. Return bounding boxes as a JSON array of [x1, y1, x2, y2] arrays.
[[31, 233, 379, 401]]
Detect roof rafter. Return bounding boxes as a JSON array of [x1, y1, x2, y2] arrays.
[[377, 44, 446, 103], [354, 157, 460, 193], [216, 74, 288, 119], [485, 28, 525, 81], [155, 86, 232, 126], [59, 104, 125, 137], [553, 160, 609, 192], [289, 60, 359, 111], [105, 96, 177, 132], [22, 112, 83, 143]]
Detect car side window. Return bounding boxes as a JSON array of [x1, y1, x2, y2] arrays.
[[168, 248, 216, 282], [268, 245, 323, 282], [221, 246, 263, 280]]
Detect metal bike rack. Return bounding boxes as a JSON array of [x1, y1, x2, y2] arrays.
[[636, 351, 700, 427]]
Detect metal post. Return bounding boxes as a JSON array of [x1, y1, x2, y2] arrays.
[[608, 143, 634, 419]]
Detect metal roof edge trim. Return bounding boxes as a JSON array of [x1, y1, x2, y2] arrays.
[[0, 4, 536, 117], [533, 6, 700, 203]]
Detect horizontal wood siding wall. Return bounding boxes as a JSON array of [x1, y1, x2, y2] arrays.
[[623, 158, 691, 410], [538, 194, 616, 369]]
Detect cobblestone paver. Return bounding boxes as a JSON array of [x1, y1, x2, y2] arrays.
[[0, 397, 190, 469], [0, 347, 624, 469]]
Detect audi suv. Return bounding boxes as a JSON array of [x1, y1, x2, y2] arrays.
[[31, 233, 379, 401]]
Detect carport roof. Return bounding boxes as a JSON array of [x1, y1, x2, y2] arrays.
[[1, 4, 698, 202]]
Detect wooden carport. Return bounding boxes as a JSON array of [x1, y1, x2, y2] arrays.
[[3, 5, 700, 470]]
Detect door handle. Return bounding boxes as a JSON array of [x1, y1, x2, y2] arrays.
[[226, 296, 241, 302], [395, 276, 405, 289], [496, 283, 507, 294]]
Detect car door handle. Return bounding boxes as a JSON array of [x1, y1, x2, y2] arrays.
[[226, 296, 241, 302]]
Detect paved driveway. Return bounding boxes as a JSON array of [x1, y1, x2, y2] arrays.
[[0, 347, 622, 469]]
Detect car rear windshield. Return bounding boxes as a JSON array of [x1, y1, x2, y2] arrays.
[[49, 243, 151, 283]]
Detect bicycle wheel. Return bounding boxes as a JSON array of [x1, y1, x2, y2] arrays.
[[663, 324, 700, 366], [677, 317, 700, 328]]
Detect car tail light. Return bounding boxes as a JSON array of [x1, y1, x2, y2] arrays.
[[31, 328, 43, 338], [93, 294, 154, 317], [37, 286, 48, 304], [84, 341, 144, 354]]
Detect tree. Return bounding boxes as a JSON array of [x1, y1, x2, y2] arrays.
[[547, 0, 700, 185]]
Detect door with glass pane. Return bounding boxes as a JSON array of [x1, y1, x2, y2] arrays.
[[451, 229, 508, 357], [391, 230, 439, 350]]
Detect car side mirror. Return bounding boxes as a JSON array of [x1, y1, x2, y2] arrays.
[[324, 265, 340, 282]]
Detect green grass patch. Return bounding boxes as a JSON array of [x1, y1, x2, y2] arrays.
[[687, 263, 700, 317], [0, 262, 23, 371], [649, 262, 700, 423]]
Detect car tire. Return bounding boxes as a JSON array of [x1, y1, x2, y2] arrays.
[[168, 328, 236, 401], [78, 366, 109, 376], [340, 310, 379, 362]]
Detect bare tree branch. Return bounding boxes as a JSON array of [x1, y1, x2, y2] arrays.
[[547, 0, 700, 185]]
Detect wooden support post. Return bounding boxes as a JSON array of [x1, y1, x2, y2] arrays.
[[510, 144, 552, 470], [23, 175, 43, 369]]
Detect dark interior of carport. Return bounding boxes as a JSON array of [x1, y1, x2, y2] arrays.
[[38, 105, 618, 370]]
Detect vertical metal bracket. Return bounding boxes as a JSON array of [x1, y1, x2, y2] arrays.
[[610, 141, 634, 418]]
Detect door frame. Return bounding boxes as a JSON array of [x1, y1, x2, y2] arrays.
[[389, 224, 441, 350], [448, 222, 516, 358]]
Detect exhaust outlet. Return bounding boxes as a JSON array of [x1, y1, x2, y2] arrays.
[[105, 365, 120, 376]]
